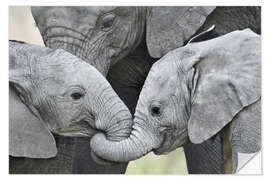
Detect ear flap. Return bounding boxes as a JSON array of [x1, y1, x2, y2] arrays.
[[9, 41, 57, 158], [9, 84, 57, 158], [187, 29, 261, 144], [146, 6, 216, 58]]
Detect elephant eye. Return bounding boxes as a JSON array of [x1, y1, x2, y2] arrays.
[[151, 106, 161, 116], [101, 13, 116, 30], [65, 86, 86, 101], [70, 92, 84, 100]]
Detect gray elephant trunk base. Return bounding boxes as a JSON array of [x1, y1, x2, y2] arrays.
[[90, 29, 261, 173]]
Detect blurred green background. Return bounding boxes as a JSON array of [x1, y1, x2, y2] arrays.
[[126, 149, 187, 174], [9, 6, 188, 174]]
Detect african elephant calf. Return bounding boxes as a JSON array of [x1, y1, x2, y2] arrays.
[[90, 29, 261, 173], [9, 41, 133, 172]]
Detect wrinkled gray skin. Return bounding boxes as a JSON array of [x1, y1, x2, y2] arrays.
[[91, 29, 261, 173], [9, 41, 132, 173], [28, 6, 261, 174]]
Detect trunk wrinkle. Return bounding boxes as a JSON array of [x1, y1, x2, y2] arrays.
[[91, 118, 157, 162]]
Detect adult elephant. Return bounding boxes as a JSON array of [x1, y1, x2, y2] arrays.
[[30, 6, 261, 174]]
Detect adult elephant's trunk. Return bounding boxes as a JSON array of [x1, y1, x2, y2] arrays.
[[90, 108, 161, 162], [43, 33, 112, 76]]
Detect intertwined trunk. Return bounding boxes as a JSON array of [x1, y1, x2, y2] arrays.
[[90, 97, 161, 162], [92, 81, 133, 142]]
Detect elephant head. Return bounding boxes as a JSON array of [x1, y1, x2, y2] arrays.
[[9, 41, 132, 159], [31, 6, 216, 76], [90, 29, 261, 172]]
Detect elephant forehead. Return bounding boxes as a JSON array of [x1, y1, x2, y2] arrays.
[[143, 72, 177, 100], [62, 6, 117, 21], [34, 6, 117, 17], [147, 57, 177, 83], [37, 50, 81, 71], [40, 64, 90, 86], [33, 51, 87, 84], [37, 61, 104, 93], [70, 64, 105, 84], [33, 6, 118, 34]]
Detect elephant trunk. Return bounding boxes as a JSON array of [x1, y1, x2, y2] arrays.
[[45, 38, 111, 76], [90, 113, 160, 162], [89, 72, 133, 142], [36, 24, 111, 76]]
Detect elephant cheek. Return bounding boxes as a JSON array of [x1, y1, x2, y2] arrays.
[[52, 121, 97, 137]]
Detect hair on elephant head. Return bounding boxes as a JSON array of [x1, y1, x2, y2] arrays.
[[9, 41, 132, 159], [90, 29, 261, 173], [31, 6, 216, 76]]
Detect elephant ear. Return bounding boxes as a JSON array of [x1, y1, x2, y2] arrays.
[[9, 41, 57, 158], [186, 29, 261, 144], [9, 86, 57, 158], [146, 6, 216, 58]]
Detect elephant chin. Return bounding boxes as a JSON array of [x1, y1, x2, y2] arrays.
[[90, 150, 118, 165], [153, 130, 188, 155]]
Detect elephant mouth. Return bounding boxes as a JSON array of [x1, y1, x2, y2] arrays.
[[153, 129, 188, 155], [153, 132, 171, 155]]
